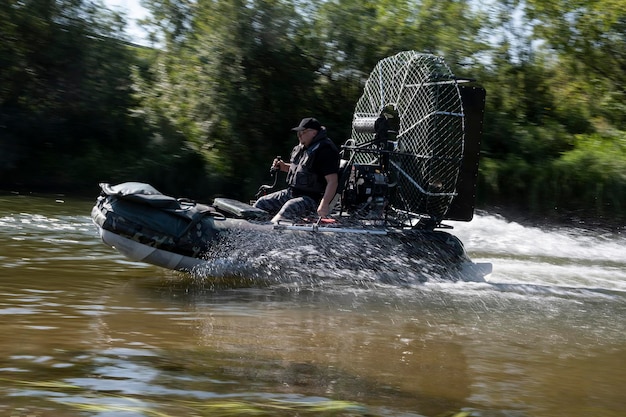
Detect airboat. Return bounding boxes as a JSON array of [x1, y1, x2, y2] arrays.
[[92, 51, 491, 278]]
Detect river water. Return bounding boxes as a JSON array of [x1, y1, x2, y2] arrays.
[[1, 193, 624, 417]]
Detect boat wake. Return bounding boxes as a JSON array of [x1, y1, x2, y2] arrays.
[[447, 212, 626, 299]]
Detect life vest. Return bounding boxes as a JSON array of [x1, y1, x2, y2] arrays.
[[286, 132, 337, 197]]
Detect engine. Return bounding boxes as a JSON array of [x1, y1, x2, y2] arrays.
[[341, 163, 389, 216]]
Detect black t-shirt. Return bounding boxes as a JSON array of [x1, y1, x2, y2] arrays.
[[313, 145, 340, 178]]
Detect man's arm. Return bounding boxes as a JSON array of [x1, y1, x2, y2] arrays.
[[317, 173, 339, 217]]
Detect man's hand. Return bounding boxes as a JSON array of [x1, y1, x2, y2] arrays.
[[271, 158, 288, 172], [317, 201, 330, 217]]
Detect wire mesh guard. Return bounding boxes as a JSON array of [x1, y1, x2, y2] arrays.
[[351, 51, 465, 221]]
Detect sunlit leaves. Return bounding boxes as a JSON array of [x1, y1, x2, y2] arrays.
[[314, 0, 487, 72], [524, 0, 626, 91]]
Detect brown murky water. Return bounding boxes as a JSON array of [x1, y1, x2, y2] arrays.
[[1, 193, 625, 416]]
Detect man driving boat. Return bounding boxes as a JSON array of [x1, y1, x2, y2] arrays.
[[253, 117, 340, 223]]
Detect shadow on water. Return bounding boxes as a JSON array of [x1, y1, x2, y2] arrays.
[[114, 280, 480, 417], [123, 261, 626, 417]]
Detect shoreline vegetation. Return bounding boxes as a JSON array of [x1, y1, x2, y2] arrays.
[[1, 0, 625, 228]]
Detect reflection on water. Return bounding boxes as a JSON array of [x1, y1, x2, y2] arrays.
[[0, 194, 625, 416]]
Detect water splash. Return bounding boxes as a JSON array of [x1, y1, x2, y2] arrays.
[[448, 212, 626, 296], [189, 227, 484, 286]]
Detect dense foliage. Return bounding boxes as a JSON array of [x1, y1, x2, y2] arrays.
[[1, 0, 624, 223]]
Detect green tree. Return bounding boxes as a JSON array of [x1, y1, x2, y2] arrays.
[[474, 0, 626, 220], [0, 0, 143, 189], [135, 0, 323, 198], [524, 0, 626, 130]]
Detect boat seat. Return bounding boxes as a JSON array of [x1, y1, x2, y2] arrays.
[[213, 198, 267, 219]]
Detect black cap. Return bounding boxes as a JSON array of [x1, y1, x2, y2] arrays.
[[291, 117, 322, 132]]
